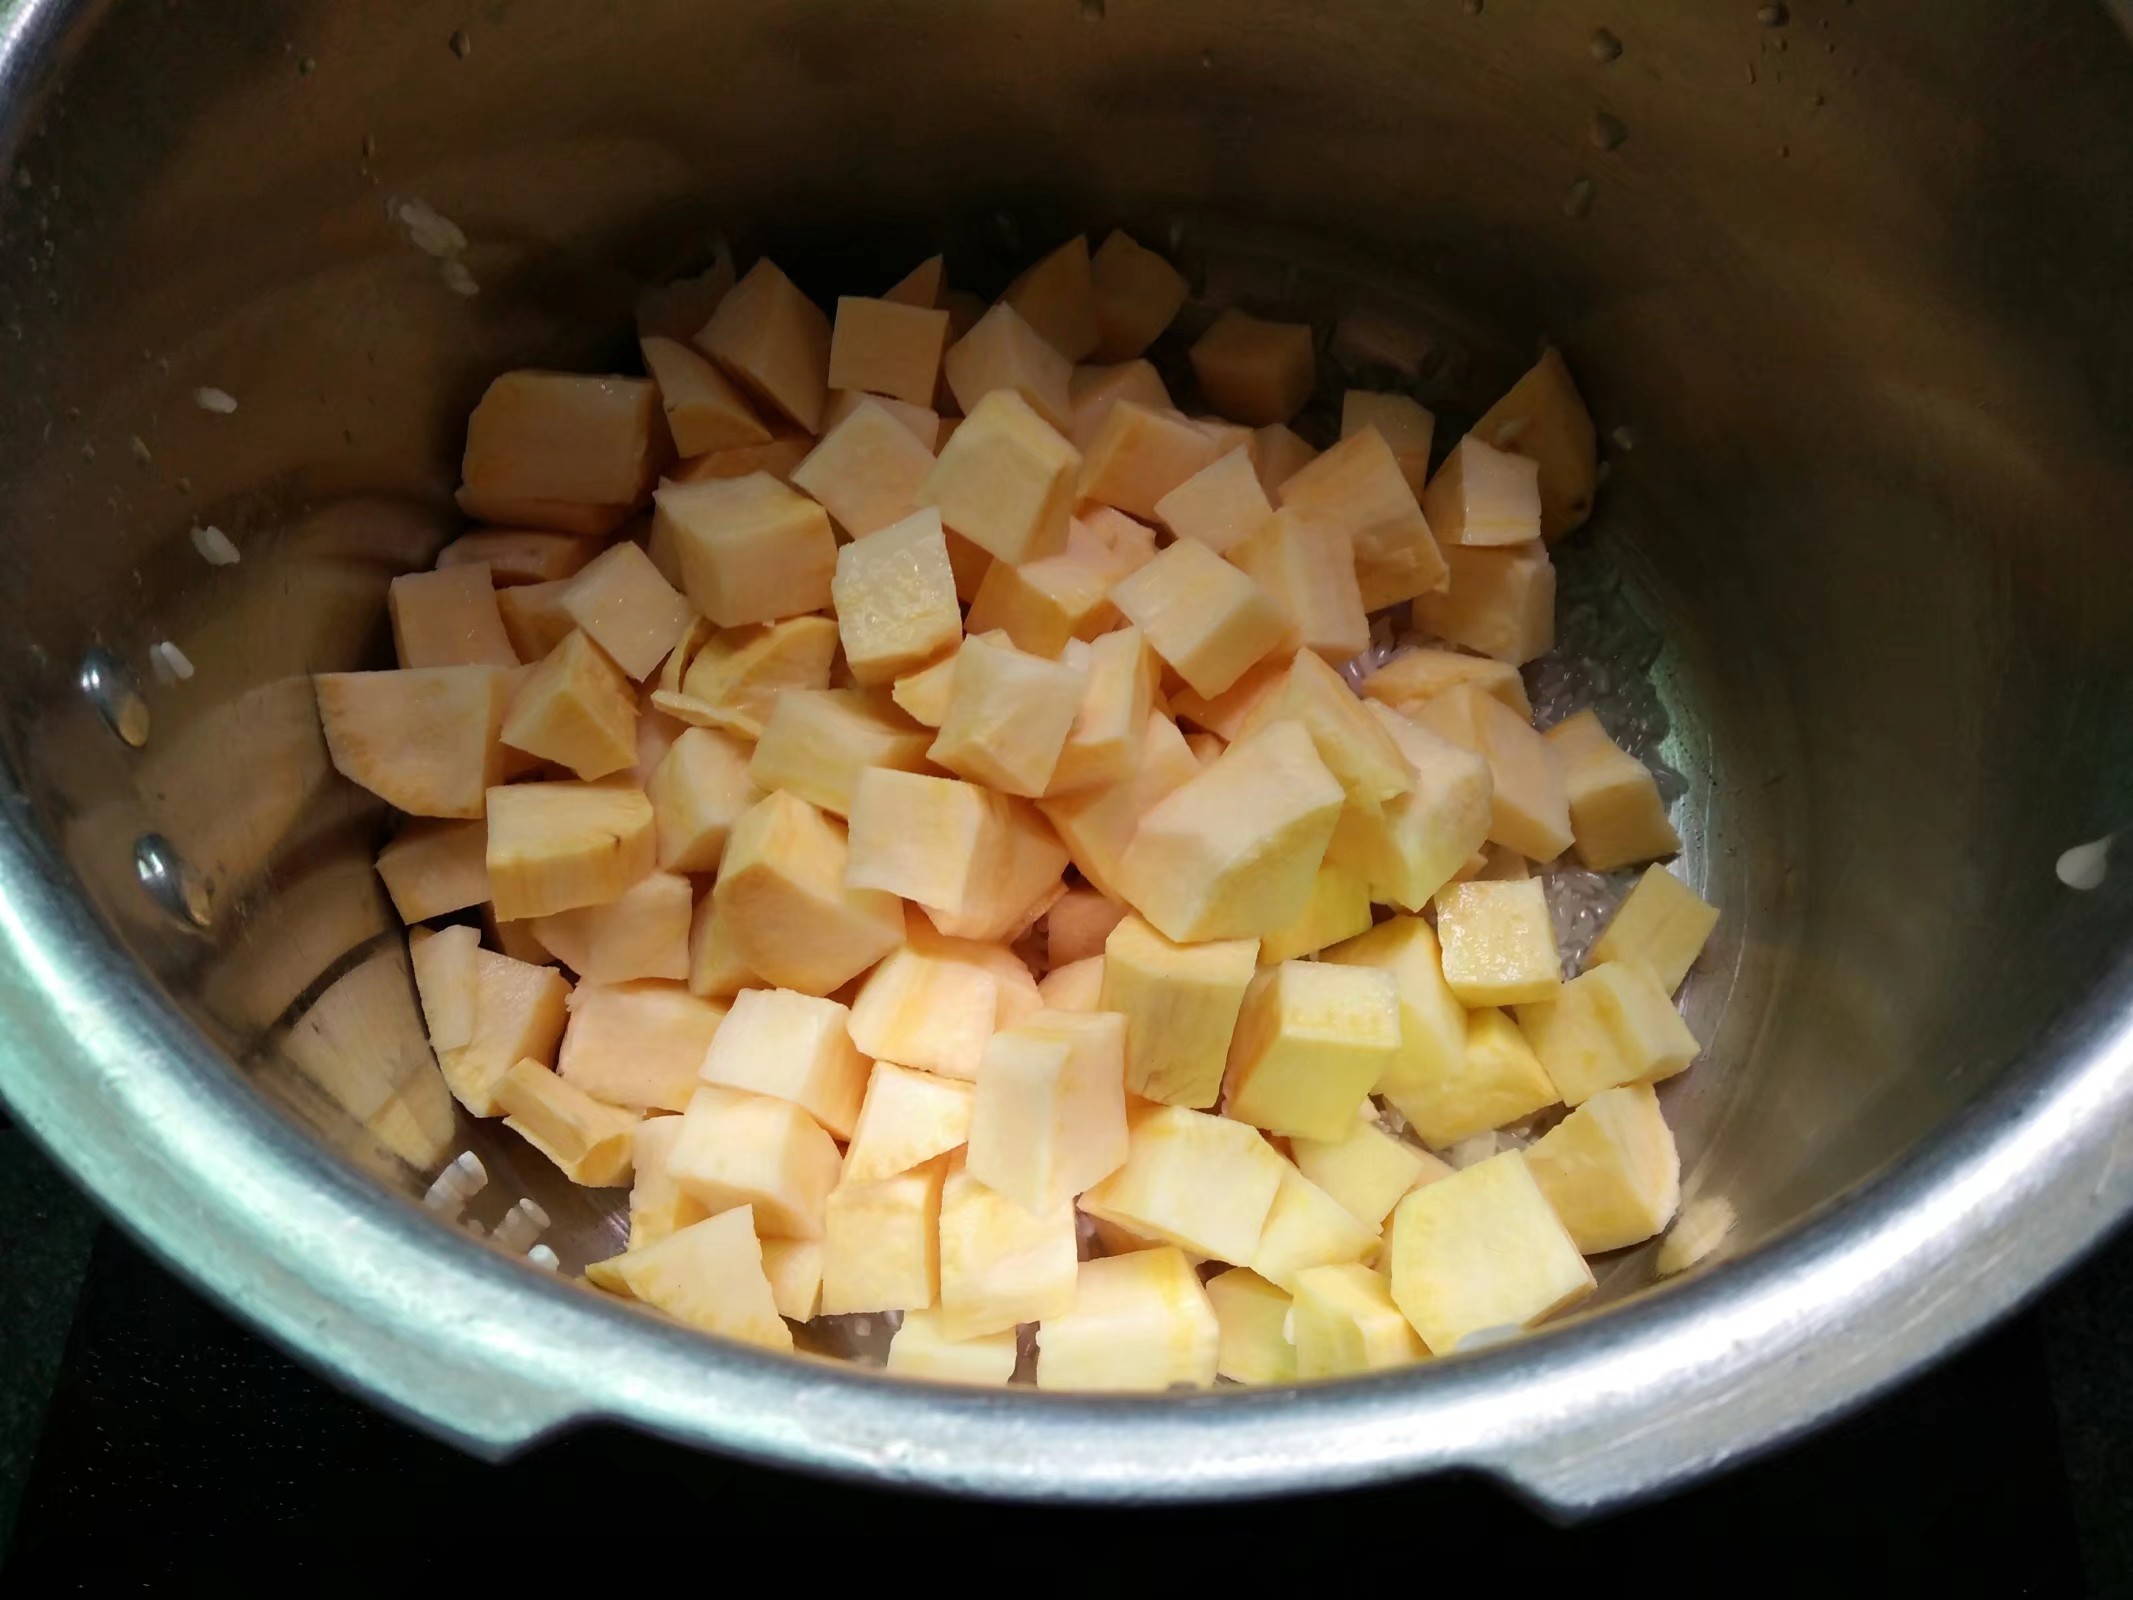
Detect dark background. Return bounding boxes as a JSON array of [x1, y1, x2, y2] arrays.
[[4, 1111, 2128, 1593]]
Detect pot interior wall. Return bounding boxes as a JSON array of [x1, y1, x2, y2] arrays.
[[3, 0, 2131, 1334]]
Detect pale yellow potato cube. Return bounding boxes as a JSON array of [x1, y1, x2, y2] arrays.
[[1089, 228, 1188, 361], [1236, 650, 1413, 816], [881, 255, 945, 309], [1190, 310, 1315, 426], [670, 434, 813, 487], [559, 541, 695, 683], [1048, 626, 1157, 796], [1414, 541, 1556, 665], [648, 725, 757, 873], [1524, 1084, 1680, 1253], [1250, 1162, 1381, 1291], [498, 630, 635, 779], [844, 1059, 976, 1183], [1068, 360, 1173, 452], [410, 923, 479, 1053], [890, 648, 960, 727], [695, 258, 831, 433], [1421, 434, 1542, 548], [1410, 684, 1572, 862], [1253, 424, 1318, 496], [1387, 1151, 1596, 1352], [376, 818, 488, 922], [1117, 720, 1346, 944], [1039, 712, 1200, 901], [1410, 1004, 1559, 1147], [847, 768, 1068, 942], [1341, 390, 1436, 497], [1038, 955, 1106, 1012], [657, 473, 836, 628], [601, 1205, 793, 1352], [1472, 347, 1598, 542], [1257, 862, 1374, 965], [558, 979, 727, 1113], [1109, 539, 1286, 701], [748, 688, 936, 818], [1036, 1247, 1218, 1392], [820, 1155, 947, 1315], [1046, 887, 1128, 969], [1168, 651, 1291, 743], [966, 517, 1134, 658], [436, 947, 571, 1116], [1205, 1267, 1297, 1385], [936, 1161, 1079, 1339], [1517, 960, 1699, 1105], [822, 389, 941, 448], [1291, 1262, 1425, 1378], [1320, 703, 1491, 912], [920, 389, 1080, 564], [1361, 647, 1533, 721], [1224, 961, 1400, 1141], [1436, 879, 1561, 1007], [685, 892, 759, 999], [846, 911, 1040, 1080], [680, 613, 838, 739], [530, 869, 691, 984], [1278, 428, 1448, 611], [1075, 400, 1221, 520], [1231, 510, 1369, 664], [886, 1308, 1017, 1385], [627, 1113, 709, 1249], [1153, 446, 1272, 556], [1588, 866, 1720, 994], [791, 399, 937, 538], [670, 1084, 842, 1239], [942, 302, 1072, 431], [1316, 918, 1472, 1144], [1544, 710, 1680, 872], [497, 1057, 639, 1186], [828, 295, 951, 407], [1098, 913, 1256, 1108], [700, 986, 871, 1138], [485, 780, 656, 921], [496, 579, 578, 664], [1080, 1104, 1286, 1265], [316, 666, 511, 820], [926, 632, 1084, 797], [831, 508, 962, 686], [640, 334, 773, 456], [458, 371, 661, 533], [390, 563, 518, 671], [968, 1010, 1129, 1212], [1003, 235, 1099, 362], [711, 790, 903, 996], [436, 527, 597, 584], [1290, 1106, 1438, 1229], [761, 1238, 824, 1322]]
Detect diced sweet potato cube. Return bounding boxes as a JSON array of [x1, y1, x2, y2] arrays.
[[559, 541, 695, 682], [499, 629, 637, 780], [686, 890, 759, 999], [485, 780, 656, 921], [648, 725, 757, 872], [496, 579, 577, 663], [670, 1086, 842, 1240], [1543, 710, 1679, 871], [1038, 955, 1105, 1012], [497, 1057, 639, 1186], [1277, 428, 1448, 611], [847, 913, 1041, 1081], [711, 790, 903, 995], [1324, 702, 1492, 911], [1168, 652, 1290, 743], [1224, 961, 1400, 1140], [1250, 1163, 1382, 1294], [640, 334, 773, 456], [937, 1159, 1079, 1338], [1409, 683, 1571, 861], [701, 986, 871, 1139], [822, 389, 941, 447], [1081, 1104, 1286, 1266], [927, 632, 1084, 797], [1235, 650, 1412, 816], [791, 398, 937, 538], [436, 947, 572, 1116], [761, 1238, 824, 1321], [1090, 229, 1188, 361], [1256, 861, 1374, 964], [1290, 1261, 1423, 1378], [636, 250, 736, 344], [1422, 435, 1542, 548], [1153, 446, 1273, 555], [409, 923, 479, 1053], [1036, 1247, 1220, 1392], [1472, 347, 1598, 542], [1075, 400, 1221, 520], [890, 648, 959, 727], [1230, 509, 1369, 663], [828, 295, 951, 407], [1588, 866, 1719, 994], [848, 768, 1069, 941], [887, 1308, 1017, 1384], [1001, 235, 1099, 361], [1110, 538, 1286, 700], [965, 516, 1137, 658], [669, 434, 814, 486], [1048, 626, 1157, 795], [1290, 1103, 1440, 1231], [529, 869, 691, 983], [1206, 1266, 1297, 1384], [1319, 916, 1473, 1138], [1038, 712, 1200, 900], [748, 688, 936, 816], [624, 1114, 707, 1248], [1415, 541, 1556, 665], [435, 530, 597, 586], [1361, 647, 1533, 720], [1515, 960, 1698, 1105], [882, 254, 945, 309], [656, 473, 836, 629], [1189, 311, 1315, 426], [830, 507, 962, 687], [594, 1204, 792, 1351], [458, 372, 661, 532], [679, 614, 838, 739], [315, 666, 511, 819], [558, 979, 727, 1113], [1436, 878, 1561, 1006], [1341, 390, 1436, 497], [845, 1059, 977, 1182], [1069, 359, 1174, 454], [1388, 1152, 1595, 1352], [943, 302, 1072, 430], [390, 563, 519, 670], [1253, 424, 1318, 496], [1522, 1083, 1680, 1254], [1101, 913, 1257, 1109], [919, 389, 1080, 564], [967, 1010, 1129, 1212], [376, 818, 488, 922], [694, 258, 831, 434], [821, 1157, 948, 1314]]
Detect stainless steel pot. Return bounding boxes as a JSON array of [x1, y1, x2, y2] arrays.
[[2, 0, 2131, 1511]]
